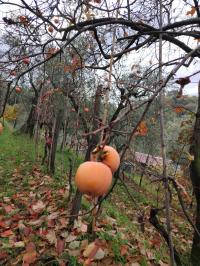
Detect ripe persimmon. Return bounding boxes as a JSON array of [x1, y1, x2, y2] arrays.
[[91, 145, 120, 173], [15, 87, 22, 93], [22, 57, 30, 65], [48, 26, 54, 33], [54, 17, 59, 24], [84, 107, 89, 112], [75, 161, 112, 196], [0, 123, 3, 135], [10, 70, 16, 76]]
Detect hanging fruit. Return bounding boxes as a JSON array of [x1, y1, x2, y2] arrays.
[[22, 57, 30, 65], [91, 145, 120, 173], [15, 87, 22, 93], [75, 161, 112, 196]]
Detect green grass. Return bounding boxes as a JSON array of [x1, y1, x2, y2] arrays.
[[0, 121, 82, 195]]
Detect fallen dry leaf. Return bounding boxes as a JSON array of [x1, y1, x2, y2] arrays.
[[0, 221, 10, 228], [83, 242, 98, 258], [1, 229, 14, 237], [65, 234, 77, 243], [56, 238, 65, 255], [13, 241, 25, 248], [46, 230, 57, 244], [80, 223, 88, 233], [4, 205, 15, 213], [120, 245, 129, 256], [0, 252, 8, 260], [23, 242, 37, 265], [47, 212, 59, 220], [32, 200, 46, 213], [23, 250, 37, 265]]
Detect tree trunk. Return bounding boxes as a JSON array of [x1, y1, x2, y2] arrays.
[[49, 109, 64, 174], [60, 118, 69, 152], [190, 81, 200, 266], [68, 85, 102, 228], [20, 97, 38, 137]]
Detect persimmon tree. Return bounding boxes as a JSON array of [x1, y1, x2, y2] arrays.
[[0, 0, 200, 264]]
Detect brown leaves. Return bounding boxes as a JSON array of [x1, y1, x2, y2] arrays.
[[4, 205, 15, 213], [135, 121, 148, 136], [83, 239, 105, 265], [0, 252, 8, 261], [1, 229, 14, 237], [149, 234, 162, 248], [31, 200, 46, 214], [186, 6, 196, 16], [56, 238, 65, 255], [46, 230, 57, 244], [120, 244, 129, 256], [22, 243, 37, 265]]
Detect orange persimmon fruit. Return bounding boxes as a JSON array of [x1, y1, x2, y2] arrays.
[[91, 145, 120, 173], [75, 161, 112, 196], [54, 17, 59, 24], [84, 107, 89, 112], [22, 57, 30, 65], [48, 26, 54, 33], [15, 87, 22, 93]]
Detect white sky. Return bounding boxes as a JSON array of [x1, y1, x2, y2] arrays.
[[0, 0, 199, 95]]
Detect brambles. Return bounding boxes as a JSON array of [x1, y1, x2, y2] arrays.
[[91, 145, 120, 173], [75, 161, 112, 196]]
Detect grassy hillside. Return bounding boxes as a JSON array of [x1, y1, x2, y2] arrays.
[[0, 124, 193, 265]]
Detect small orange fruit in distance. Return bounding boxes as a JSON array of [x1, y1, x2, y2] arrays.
[[48, 26, 54, 33], [84, 107, 89, 112], [91, 145, 120, 173], [15, 87, 22, 93], [0, 123, 3, 135], [75, 161, 112, 197]]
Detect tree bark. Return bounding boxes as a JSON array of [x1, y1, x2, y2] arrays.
[[49, 109, 64, 174], [20, 97, 37, 137], [60, 118, 69, 152], [190, 81, 200, 266]]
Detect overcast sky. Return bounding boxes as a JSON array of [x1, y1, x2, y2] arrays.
[[0, 0, 199, 95]]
